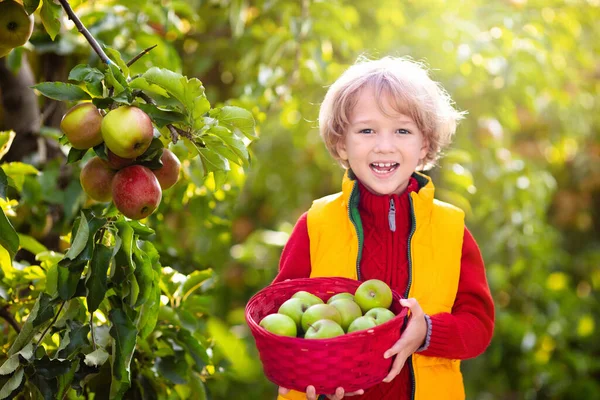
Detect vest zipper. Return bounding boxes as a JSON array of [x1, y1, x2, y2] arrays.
[[347, 181, 364, 281], [406, 194, 416, 400], [388, 197, 396, 232]]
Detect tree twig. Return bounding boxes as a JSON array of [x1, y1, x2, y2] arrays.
[[134, 91, 194, 143], [0, 306, 21, 333], [126, 45, 157, 68], [90, 313, 96, 351], [35, 301, 65, 349], [56, 0, 111, 65]]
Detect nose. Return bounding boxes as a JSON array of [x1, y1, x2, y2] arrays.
[[373, 132, 395, 153]]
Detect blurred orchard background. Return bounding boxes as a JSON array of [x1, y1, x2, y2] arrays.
[[1, 0, 599, 399]]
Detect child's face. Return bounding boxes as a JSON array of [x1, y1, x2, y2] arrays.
[[337, 86, 429, 196]]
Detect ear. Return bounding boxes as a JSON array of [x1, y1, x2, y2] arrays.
[[419, 137, 430, 161], [336, 139, 348, 161]]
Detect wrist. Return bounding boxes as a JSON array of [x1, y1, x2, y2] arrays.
[[416, 314, 431, 352]]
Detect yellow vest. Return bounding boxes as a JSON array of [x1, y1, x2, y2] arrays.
[[278, 172, 465, 400]]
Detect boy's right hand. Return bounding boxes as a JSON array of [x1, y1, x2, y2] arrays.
[[278, 385, 365, 399]]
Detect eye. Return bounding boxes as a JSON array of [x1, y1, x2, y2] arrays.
[[359, 129, 373, 134], [396, 129, 411, 134]]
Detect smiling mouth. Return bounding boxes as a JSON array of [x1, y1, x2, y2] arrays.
[[370, 162, 399, 174]]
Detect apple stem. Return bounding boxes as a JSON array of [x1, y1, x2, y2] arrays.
[[126, 45, 158, 68], [56, 0, 112, 65]]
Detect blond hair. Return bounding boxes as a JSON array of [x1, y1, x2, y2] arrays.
[[319, 56, 466, 170]]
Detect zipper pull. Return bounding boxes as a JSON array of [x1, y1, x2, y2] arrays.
[[388, 198, 396, 232]]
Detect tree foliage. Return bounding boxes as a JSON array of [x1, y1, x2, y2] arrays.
[[0, 0, 599, 399]]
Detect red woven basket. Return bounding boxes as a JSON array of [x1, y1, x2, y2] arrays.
[[245, 277, 408, 394]]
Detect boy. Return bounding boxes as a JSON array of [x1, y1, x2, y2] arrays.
[[275, 56, 494, 400]]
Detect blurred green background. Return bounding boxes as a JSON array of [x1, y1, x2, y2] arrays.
[[1, 0, 599, 399]]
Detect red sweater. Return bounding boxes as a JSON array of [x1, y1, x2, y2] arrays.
[[273, 177, 495, 400]]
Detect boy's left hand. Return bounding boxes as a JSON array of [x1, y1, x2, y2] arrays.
[[381, 298, 427, 383]]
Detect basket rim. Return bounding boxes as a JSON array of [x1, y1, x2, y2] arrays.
[[245, 277, 408, 342]]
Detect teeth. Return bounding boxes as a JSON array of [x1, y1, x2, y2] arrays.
[[372, 162, 397, 167]]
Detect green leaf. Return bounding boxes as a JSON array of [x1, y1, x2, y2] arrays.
[[86, 244, 112, 312], [57, 262, 85, 301], [0, 208, 19, 259], [40, 0, 61, 40], [115, 221, 135, 273], [156, 353, 188, 385], [68, 65, 105, 97], [136, 103, 186, 128], [212, 106, 257, 139], [56, 320, 90, 360], [104, 64, 129, 97], [8, 293, 56, 356], [65, 212, 89, 260], [176, 329, 209, 371], [128, 221, 155, 239], [17, 234, 47, 255], [0, 368, 24, 400], [23, 0, 41, 14], [137, 272, 160, 339], [33, 356, 72, 379], [129, 77, 170, 97], [188, 371, 208, 400], [0, 130, 16, 161], [182, 269, 213, 299], [203, 134, 244, 167], [210, 125, 249, 165], [135, 138, 164, 165], [0, 169, 6, 200], [84, 348, 109, 367], [132, 241, 153, 307], [196, 146, 230, 173], [67, 147, 88, 164], [32, 82, 91, 101], [140, 68, 210, 128], [104, 47, 130, 78], [109, 309, 138, 399], [207, 318, 258, 382], [0, 356, 19, 375], [56, 359, 78, 400], [1, 162, 39, 192]]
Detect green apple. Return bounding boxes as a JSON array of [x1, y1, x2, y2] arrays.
[[354, 279, 393, 313], [291, 291, 323, 307], [0, 1, 34, 49], [278, 298, 311, 331], [60, 103, 104, 150], [101, 106, 154, 159], [304, 319, 344, 339], [152, 148, 181, 190], [327, 292, 354, 304], [0, 46, 12, 58], [112, 165, 162, 220], [365, 307, 395, 325], [329, 299, 363, 332], [80, 157, 116, 202], [347, 316, 378, 333], [259, 313, 297, 337], [300, 304, 341, 332]]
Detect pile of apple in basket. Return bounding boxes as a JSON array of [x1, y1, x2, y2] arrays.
[[261, 279, 395, 339]]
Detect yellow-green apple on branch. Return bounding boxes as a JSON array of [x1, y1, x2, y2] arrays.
[[112, 165, 162, 220], [101, 106, 154, 159], [300, 304, 342, 332], [152, 148, 181, 190], [60, 103, 104, 150], [354, 279, 393, 313], [80, 157, 116, 202], [259, 314, 297, 337], [304, 319, 344, 339], [365, 307, 396, 325], [0, 0, 34, 49]]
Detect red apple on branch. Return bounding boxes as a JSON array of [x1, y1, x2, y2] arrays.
[[112, 165, 162, 220], [80, 157, 115, 202]]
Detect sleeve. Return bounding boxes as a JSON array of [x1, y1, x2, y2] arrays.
[[272, 212, 312, 283], [418, 227, 495, 359]]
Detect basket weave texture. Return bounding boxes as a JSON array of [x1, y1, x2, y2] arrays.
[[245, 277, 408, 394]]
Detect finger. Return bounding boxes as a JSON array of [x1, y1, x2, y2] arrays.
[[278, 387, 290, 395], [306, 385, 317, 400], [335, 387, 345, 399], [384, 337, 407, 359], [382, 355, 406, 383], [400, 298, 424, 316], [345, 389, 365, 396]]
